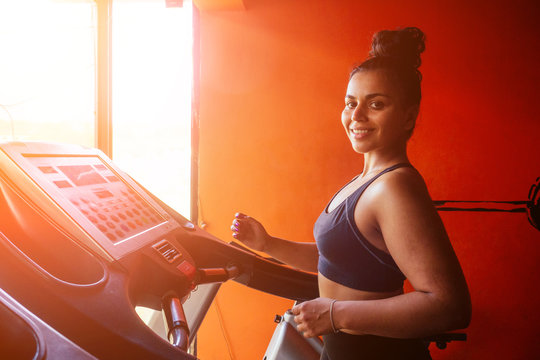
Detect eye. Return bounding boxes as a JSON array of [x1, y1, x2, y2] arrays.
[[369, 100, 384, 110], [345, 100, 357, 109]]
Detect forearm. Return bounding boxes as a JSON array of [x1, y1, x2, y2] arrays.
[[264, 236, 319, 273], [333, 290, 471, 338]]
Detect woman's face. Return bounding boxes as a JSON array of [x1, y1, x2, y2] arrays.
[[341, 69, 417, 154]]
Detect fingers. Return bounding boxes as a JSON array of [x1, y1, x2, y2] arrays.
[[232, 213, 249, 229], [235, 212, 247, 219], [291, 299, 332, 338], [230, 220, 240, 233], [231, 213, 251, 240], [291, 301, 304, 318], [296, 323, 308, 336], [231, 213, 252, 241], [231, 217, 243, 240], [300, 328, 315, 338], [292, 304, 310, 335], [294, 314, 317, 338]]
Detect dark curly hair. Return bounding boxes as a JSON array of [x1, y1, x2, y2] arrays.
[[350, 27, 426, 109]]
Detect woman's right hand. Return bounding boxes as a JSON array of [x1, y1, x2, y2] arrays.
[[231, 212, 270, 252]]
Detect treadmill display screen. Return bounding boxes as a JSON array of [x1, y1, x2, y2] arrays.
[[25, 155, 166, 244], [57, 165, 107, 186]]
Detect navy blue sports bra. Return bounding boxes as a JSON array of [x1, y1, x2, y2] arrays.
[[314, 163, 411, 292]]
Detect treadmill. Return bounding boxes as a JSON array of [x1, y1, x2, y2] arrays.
[[0, 141, 318, 359]]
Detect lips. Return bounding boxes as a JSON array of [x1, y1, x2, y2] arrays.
[[349, 127, 374, 139]]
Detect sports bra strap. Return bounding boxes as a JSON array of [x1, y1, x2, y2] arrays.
[[354, 162, 412, 196]]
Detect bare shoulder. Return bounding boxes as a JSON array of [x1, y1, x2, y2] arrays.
[[362, 166, 448, 253], [364, 166, 433, 210]]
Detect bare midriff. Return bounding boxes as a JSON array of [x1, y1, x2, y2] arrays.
[[318, 272, 402, 334]]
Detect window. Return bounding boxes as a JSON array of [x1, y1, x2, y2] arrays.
[[111, 0, 193, 218], [0, 0, 193, 219], [0, 0, 96, 147]]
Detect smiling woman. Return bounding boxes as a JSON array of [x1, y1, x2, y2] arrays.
[[232, 27, 470, 360], [0, 0, 97, 146]]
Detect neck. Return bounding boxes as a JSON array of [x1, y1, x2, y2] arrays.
[[361, 144, 409, 177]]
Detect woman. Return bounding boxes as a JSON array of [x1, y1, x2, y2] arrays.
[[231, 27, 471, 360]]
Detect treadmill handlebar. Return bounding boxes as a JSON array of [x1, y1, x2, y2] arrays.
[[162, 296, 190, 352], [196, 264, 241, 284]]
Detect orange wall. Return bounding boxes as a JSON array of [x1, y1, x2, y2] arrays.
[[195, 0, 540, 359]]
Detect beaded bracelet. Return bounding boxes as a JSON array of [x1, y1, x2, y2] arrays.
[[329, 299, 339, 333]]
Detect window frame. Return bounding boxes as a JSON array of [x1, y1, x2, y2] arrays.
[[95, 0, 199, 222]]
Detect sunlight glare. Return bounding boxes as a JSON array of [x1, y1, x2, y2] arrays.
[[112, 0, 193, 218], [0, 0, 96, 146]]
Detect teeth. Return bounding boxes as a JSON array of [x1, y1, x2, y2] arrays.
[[351, 129, 371, 134]]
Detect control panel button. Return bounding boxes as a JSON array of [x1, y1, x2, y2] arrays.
[[38, 166, 57, 174], [177, 261, 196, 280]]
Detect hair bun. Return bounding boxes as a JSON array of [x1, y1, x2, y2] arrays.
[[369, 27, 425, 69]]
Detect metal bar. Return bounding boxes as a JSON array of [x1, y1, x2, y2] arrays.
[[95, 0, 113, 158], [433, 200, 528, 212], [436, 207, 527, 213], [433, 200, 528, 205], [190, 5, 200, 225], [162, 296, 190, 352]]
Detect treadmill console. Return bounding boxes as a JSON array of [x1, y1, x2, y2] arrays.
[[0, 142, 181, 261], [0, 141, 317, 359]]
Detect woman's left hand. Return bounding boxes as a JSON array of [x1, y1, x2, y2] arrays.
[[291, 297, 335, 337]]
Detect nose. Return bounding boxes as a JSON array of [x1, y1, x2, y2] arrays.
[[351, 105, 367, 122]]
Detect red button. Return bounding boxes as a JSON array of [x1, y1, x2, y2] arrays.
[[177, 261, 196, 280]]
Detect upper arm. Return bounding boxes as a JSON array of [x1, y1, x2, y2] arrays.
[[369, 172, 470, 307]]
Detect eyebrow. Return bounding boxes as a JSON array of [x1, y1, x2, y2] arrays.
[[345, 93, 391, 99]]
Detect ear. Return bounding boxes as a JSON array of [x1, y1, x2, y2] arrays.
[[404, 105, 419, 131]]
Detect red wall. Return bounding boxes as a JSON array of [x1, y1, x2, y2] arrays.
[[195, 0, 540, 358]]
